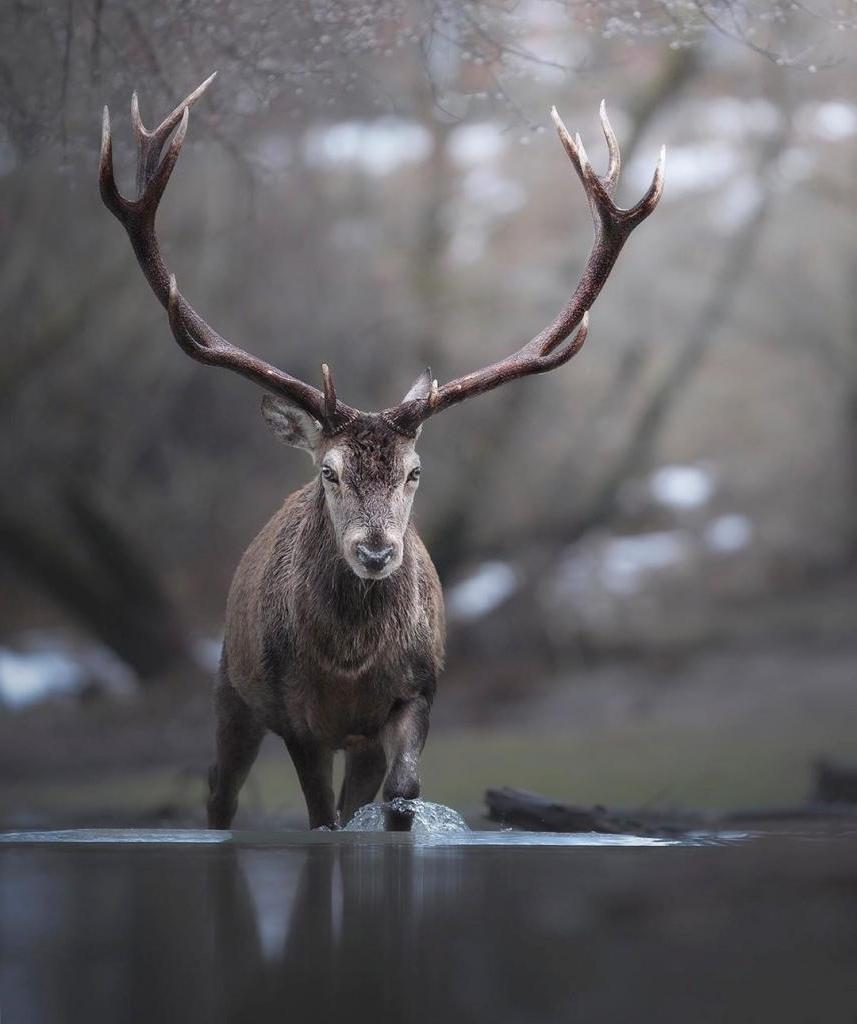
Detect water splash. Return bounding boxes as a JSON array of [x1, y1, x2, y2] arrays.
[[344, 799, 470, 836]]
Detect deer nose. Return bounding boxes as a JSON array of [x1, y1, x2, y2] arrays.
[[355, 543, 395, 573]]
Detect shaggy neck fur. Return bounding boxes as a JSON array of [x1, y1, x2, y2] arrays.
[[285, 482, 419, 666]]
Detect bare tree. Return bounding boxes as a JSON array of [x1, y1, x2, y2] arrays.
[[0, 0, 849, 167]]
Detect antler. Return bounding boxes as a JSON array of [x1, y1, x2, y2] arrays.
[[99, 74, 357, 432], [384, 101, 665, 434]]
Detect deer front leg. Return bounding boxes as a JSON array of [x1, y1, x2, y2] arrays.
[[338, 741, 387, 827], [285, 737, 337, 830], [207, 677, 265, 830], [381, 696, 431, 831]]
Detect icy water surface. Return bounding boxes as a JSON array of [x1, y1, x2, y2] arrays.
[[2, 817, 856, 1023]]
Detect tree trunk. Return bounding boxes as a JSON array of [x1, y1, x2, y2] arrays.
[[0, 487, 195, 682]]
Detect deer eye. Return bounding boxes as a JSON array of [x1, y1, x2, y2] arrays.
[[321, 465, 339, 484], [407, 467, 421, 483]]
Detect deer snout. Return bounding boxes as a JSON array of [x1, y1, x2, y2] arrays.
[[355, 543, 395, 574]]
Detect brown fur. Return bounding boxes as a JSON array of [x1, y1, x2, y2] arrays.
[[207, 415, 445, 831]]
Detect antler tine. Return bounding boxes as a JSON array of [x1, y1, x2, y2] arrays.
[[321, 363, 338, 421], [167, 274, 209, 360], [130, 72, 217, 199], [599, 100, 621, 195], [383, 103, 665, 434], [145, 105, 189, 208], [100, 76, 357, 432], [99, 105, 127, 220], [552, 108, 615, 232], [624, 144, 666, 226], [133, 72, 218, 143]]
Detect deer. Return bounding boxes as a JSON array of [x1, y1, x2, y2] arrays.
[[99, 74, 664, 831]]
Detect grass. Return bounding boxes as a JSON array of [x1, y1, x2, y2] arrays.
[[6, 630, 857, 829], [5, 705, 855, 828]]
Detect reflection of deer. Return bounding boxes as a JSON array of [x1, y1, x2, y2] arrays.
[[215, 844, 437, 1018], [99, 75, 664, 830]]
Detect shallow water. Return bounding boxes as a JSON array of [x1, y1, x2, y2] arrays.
[[344, 796, 471, 835], [0, 824, 747, 847], [2, 819, 857, 1023], [340, 797, 747, 845]]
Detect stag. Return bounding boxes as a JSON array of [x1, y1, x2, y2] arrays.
[[99, 75, 664, 830]]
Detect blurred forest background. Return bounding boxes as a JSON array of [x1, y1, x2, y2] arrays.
[[1, 0, 856, 827]]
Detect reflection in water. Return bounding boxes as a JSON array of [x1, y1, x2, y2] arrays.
[[2, 829, 857, 1022]]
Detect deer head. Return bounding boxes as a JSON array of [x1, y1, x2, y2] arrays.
[[99, 75, 664, 580], [260, 386, 427, 579]]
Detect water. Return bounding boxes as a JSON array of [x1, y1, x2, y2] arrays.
[[2, 818, 856, 1023], [341, 798, 744, 846], [344, 797, 470, 835], [0, 825, 747, 848]]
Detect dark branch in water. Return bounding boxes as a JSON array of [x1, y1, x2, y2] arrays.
[[485, 786, 857, 835]]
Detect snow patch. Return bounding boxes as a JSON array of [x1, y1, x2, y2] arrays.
[[447, 561, 519, 621], [193, 637, 223, 674], [705, 514, 753, 553], [599, 532, 691, 595], [555, 531, 692, 599], [0, 635, 136, 710], [798, 101, 857, 141], [649, 465, 715, 510]]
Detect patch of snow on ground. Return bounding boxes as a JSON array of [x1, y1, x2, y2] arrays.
[[554, 530, 692, 601], [0, 635, 135, 710], [798, 101, 857, 141], [599, 532, 691, 595], [705, 514, 753, 554], [0, 648, 80, 708], [447, 561, 519, 621], [193, 637, 223, 674], [649, 465, 715, 510]]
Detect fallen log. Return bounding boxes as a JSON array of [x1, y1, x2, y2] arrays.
[[484, 787, 691, 837], [485, 786, 857, 835], [812, 758, 857, 806]]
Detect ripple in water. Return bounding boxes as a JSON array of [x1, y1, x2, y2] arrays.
[[344, 799, 469, 836]]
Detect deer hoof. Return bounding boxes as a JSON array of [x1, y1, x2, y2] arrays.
[[383, 797, 416, 832]]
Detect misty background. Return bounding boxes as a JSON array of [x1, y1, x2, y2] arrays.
[[2, 0, 856, 826]]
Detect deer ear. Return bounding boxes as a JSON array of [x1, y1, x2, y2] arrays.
[[260, 395, 322, 452], [402, 367, 433, 404]]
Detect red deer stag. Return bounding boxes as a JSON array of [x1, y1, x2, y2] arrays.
[[99, 75, 664, 830]]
